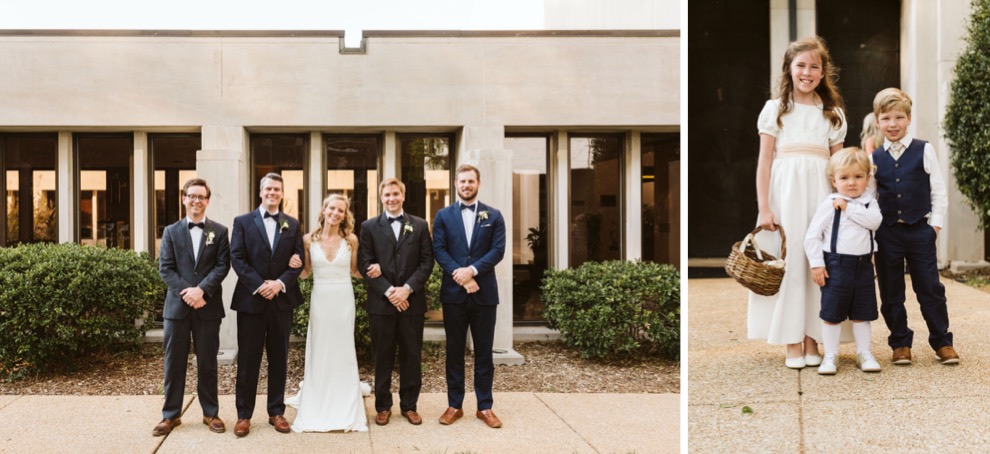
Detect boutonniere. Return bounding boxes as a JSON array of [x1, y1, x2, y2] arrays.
[[279, 220, 289, 233], [403, 222, 413, 234], [205, 230, 216, 246], [477, 210, 489, 223]]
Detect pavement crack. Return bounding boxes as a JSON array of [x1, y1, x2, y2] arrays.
[[797, 370, 806, 453], [533, 393, 600, 454]]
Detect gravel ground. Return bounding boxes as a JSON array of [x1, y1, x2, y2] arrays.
[[0, 341, 678, 396]]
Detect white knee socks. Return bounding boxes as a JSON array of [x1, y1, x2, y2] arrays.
[[853, 321, 872, 354], [822, 323, 841, 356]]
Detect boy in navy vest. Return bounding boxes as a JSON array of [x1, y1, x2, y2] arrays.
[[869, 87, 958, 365]]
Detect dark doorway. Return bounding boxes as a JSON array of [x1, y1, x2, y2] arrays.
[[816, 0, 901, 150], [688, 0, 770, 259]]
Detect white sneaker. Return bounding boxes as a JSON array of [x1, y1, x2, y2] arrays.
[[817, 354, 838, 375], [785, 356, 806, 369], [804, 354, 822, 367], [857, 352, 881, 372]]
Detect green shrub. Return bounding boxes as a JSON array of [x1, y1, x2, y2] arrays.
[[542, 260, 680, 360], [0, 243, 162, 379]]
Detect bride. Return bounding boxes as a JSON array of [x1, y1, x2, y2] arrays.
[[286, 194, 369, 432]]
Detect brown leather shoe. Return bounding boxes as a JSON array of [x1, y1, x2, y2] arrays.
[[152, 418, 181, 436], [438, 407, 464, 425], [269, 415, 290, 433], [401, 410, 422, 425], [892, 347, 912, 365], [234, 419, 251, 437], [937, 345, 960, 364], [202, 416, 225, 433], [375, 410, 391, 426], [476, 409, 502, 428]]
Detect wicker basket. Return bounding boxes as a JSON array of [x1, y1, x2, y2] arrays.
[[725, 226, 786, 296]]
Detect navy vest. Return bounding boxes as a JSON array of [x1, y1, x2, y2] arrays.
[[872, 139, 931, 226]]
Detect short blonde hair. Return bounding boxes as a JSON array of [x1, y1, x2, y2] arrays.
[[828, 147, 872, 180], [378, 177, 406, 195], [873, 87, 912, 117]]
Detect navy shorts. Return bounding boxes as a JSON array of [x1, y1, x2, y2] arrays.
[[820, 252, 878, 323]]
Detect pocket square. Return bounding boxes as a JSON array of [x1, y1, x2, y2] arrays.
[[480, 224, 492, 228]]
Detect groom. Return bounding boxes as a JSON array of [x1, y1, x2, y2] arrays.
[[358, 177, 434, 426], [432, 164, 506, 429], [230, 172, 305, 437]]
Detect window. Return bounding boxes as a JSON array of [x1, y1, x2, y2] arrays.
[[399, 134, 453, 228], [77, 134, 133, 249], [507, 135, 550, 323], [250, 134, 308, 224], [1, 134, 58, 246], [152, 134, 199, 255], [642, 133, 680, 266], [569, 135, 622, 267], [325, 135, 381, 237]]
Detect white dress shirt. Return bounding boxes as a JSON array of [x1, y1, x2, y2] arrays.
[[257, 207, 285, 294], [804, 193, 883, 268], [386, 211, 405, 241], [460, 201, 477, 246], [187, 217, 204, 261], [866, 134, 948, 228]]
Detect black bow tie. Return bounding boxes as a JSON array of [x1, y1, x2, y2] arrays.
[[188, 222, 205, 230], [264, 211, 278, 220], [389, 215, 405, 223], [461, 204, 476, 212]]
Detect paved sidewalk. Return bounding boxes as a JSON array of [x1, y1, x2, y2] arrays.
[[688, 277, 988, 452], [0, 391, 677, 453]]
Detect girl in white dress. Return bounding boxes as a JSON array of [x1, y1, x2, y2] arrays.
[[286, 194, 369, 432], [748, 36, 848, 369]]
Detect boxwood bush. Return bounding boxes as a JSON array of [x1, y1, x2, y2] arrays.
[[0, 243, 162, 379], [542, 260, 680, 360]]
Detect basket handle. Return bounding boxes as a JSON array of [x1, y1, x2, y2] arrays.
[[742, 225, 787, 260]]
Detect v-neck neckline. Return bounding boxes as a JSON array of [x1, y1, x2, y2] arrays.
[[316, 236, 344, 264]]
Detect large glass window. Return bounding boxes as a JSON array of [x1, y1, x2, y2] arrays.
[[152, 134, 199, 255], [569, 135, 622, 267], [1, 134, 58, 247], [325, 135, 381, 237], [507, 135, 549, 323], [399, 134, 453, 228], [77, 134, 133, 249], [250, 134, 307, 225], [642, 133, 680, 266]]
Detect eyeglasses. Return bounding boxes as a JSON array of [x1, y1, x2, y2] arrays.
[[185, 195, 209, 201]]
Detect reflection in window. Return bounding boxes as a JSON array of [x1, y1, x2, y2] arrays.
[[326, 135, 381, 237], [507, 135, 549, 323], [77, 134, 133, 249], [569, 135, 622, 267], [1, 134, 58, 247], [399, 134, 452, 229], [251, 134, 307, 225], [152, 135, 199, 256], [642, 134, 680, 266]]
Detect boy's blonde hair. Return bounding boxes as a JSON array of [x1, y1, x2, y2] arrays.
[[828, 147, 872, 181], [873, 87, 913, 117]]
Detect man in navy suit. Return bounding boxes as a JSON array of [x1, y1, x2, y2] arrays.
[[229, 172, 305, 437], [432, 164, 506, 429], [154, 178, 231, 436]]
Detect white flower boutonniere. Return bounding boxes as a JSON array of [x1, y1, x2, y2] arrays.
[[279, 220, 289, 233], [403, 222, 414, 234], [205, 230, 216, 246], [477, 210, 489, 223]]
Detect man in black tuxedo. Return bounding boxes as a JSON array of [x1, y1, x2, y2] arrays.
[[229, 172, 305, 437], [358, 177, 434, 426], [154, 178, 231, 436], [433, 164, 506, 429]]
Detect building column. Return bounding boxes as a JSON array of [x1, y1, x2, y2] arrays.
[[769, 0, 816, 93], [552, 131, 570, 269], [458, 125, 523, 365], [199, 125, 250, 364], [308, 132, 324, 231], [625, 132, 643, 261], [57, 131, 75, 244], [383, 131, 398, 179], [132, 132, 150, 254]]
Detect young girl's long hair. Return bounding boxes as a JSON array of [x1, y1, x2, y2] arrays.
[[311, 193, 355, 241], [776, 36, 845, 129]]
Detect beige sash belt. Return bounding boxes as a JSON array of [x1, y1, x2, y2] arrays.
[[776, 143, 830, 160]]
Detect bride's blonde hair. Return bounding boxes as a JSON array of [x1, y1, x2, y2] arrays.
[[311, 193, 354, 241]]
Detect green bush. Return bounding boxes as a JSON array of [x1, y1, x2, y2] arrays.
[[0, 243, 162, 379], [542, 260, 680, 360], [945, 0, 990, 227]]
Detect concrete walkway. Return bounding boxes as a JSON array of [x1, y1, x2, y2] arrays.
[[0, 391, 677, 453], [688, 277, 989, 452]]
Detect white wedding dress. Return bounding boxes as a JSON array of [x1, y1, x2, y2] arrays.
[[286, 242, 369, 432]]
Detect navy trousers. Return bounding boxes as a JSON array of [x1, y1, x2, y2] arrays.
[[875, 221, 952, 351], [162, 312, 221, 419], [442, 300, 497, 411]]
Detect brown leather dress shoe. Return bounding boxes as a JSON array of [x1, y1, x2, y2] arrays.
[[438, 407, 464, 425], [202, 416, 225, 433], [152, 418, 181, 437], [476, 409, 502, 428], [401, 410, 423, 425], [937, 345, 960, 364], [892, 347, 912, 365], [234, 418, 251, 437], [375, 410, 391, 426], [269, 415, 290, 433]]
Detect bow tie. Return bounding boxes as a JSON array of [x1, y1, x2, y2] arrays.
[[461, 204, 476, 212], [264, 211, 279, 220], [389, 215, 405, 224], [188, 222, 205, 230]]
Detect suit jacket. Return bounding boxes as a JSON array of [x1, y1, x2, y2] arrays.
[[159, 218, 231, 320], [358, 213, 435, 316], [432, 201, 506, 305], [229, 210, 305, 314]]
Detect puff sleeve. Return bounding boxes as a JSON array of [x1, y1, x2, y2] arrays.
[[756, 100, 781, 137], [828, 108, 848, 147]]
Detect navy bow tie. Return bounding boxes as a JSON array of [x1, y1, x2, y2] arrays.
[[461, 204, 476, 212], [188, 222, 205, 230], [389, 215, 405, 223], [264, 211, 278, 220]]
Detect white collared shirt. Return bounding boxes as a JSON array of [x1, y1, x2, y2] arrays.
[[460, 201, 477, 246], [260, 207, 279, 248], [187, 217, 205, 261], [866, 133, 948, 228], [386, 210, 405, 241], [804, 193, 883, 268]]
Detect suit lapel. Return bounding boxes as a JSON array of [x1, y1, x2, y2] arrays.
[[449, 204, 470, 255], [380, 214, 398, 247], [194, 219, 209, 269], [252, 210, 274, 255], [395, 218, 410, 249], [272, 214, 282, 254], [175, 220, 197, 266]]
